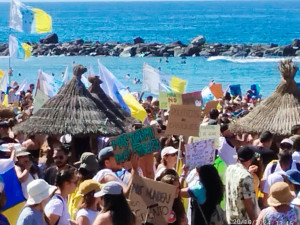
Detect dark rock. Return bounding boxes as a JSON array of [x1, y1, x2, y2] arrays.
[[174, 46, 185, 57], [134, 37, 144, 44], [283, 45, 296, 56], [120, 46, 137, 57], [292, 39, 300, 48], [169, 41, 183, 47], [40, 33, 58, 44], [184, 44, 201, 56], [296, 50, 300, 56], [191, 35, 206, 45], [163, 52, 170, 57], [199, 50, 211, 57], [270, 43, 278, 48], [75, 39, 84, 45], [0, 43, 8, 52], [0, 48, 9, 56]]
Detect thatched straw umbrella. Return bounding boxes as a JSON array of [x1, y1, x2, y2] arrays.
[[230, 59, 300, 136], [87, 75, 136, 130], [14, 65, 127, 136]]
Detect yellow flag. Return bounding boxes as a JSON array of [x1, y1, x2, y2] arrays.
[[2, 94, 8, 106], [22, 43, 32, 60], [0, 70, 4, 79], [32, 8, 52, 33], [170, 76, 187, 93], [122, 93, 147, 122]]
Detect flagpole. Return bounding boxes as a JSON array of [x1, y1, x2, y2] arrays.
[[8, 29, 11, 72]]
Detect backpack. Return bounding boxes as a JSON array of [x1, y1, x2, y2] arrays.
[[51, 194, 65, 225]]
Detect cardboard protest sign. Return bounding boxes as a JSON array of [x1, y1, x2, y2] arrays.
[[209, 83, 223, 99], [166, 105, 204, 137], [111, 126, 161, 163], [185, 139, 215, 169], [181, 91, 202, 107], [159, 91, 182, 110], [129, 175, 176, 225], [203, 100, 219, 116], [198, 124, 220, 148]]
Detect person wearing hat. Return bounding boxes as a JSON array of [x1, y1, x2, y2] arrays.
[[93, 146, 139, 196], [75, 180, 101, 225], [154, 146, 178, 180], [15, 150, 38, 200], [280, 138, 294, 152], [0, 120, 18, 159], [92, 181, 139, 225], [16, 179, 56, 225], [256, 182, 300, 224], [68, 152, 99, 220], [225, 146, 259, 224]]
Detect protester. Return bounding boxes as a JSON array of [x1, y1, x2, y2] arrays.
[[256, 182, 300, 224], [45, 167, 77, 225], [44, 145, 72, 185], [16, 179, 56, 225], [225, 146, 259, 223], [182, 165, 226, 225], [161, 174, 187, 225], [15, 150, 39, 199], [93, 181, 139, 225], [76, 179, 101, 225], [155, 146, 178, 180]]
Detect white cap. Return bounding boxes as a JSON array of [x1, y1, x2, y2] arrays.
[[161, 146, 178, 158], [26, 179, 56, 205], [150, 120, 159, 126], [281, 138, 294, 146], [94, 181, 122, 198], [292, 192, 300, 206]]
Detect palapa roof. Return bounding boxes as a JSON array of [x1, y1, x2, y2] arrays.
[[230, 59, 300, 136], [87, 75, 136, 132], [14, 65, 128, 136]]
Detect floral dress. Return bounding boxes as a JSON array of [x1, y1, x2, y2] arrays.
[[263, 206, 299, 225]]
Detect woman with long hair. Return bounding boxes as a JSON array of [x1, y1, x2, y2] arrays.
[[45, 167, 77, 225], [76, 179, 101, 225], [16, 179, 56, 225], [160, 174, 187, 225], [92, 181, 140, 225], [182, 165, 226, 225], [155, 146, 178, 180]]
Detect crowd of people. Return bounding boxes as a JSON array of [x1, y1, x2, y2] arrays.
[[0, 72, 299, 225]]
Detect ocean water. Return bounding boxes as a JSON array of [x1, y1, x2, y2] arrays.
[[0, 1, 300, 98]]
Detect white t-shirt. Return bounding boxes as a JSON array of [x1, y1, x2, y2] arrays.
[[262, 160, 298, 193], [45, 194, 70, 225], [218, 137, 237, 166], [21, 172, 38, 199], [93, 168, 123, 184], [76, 208, 98, 225], [293, 151, 300, 164]]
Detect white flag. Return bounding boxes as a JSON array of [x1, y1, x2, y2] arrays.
[[142, 63, 171, 95], [9, 0, 24, 32], [62, 65, 70, 85]]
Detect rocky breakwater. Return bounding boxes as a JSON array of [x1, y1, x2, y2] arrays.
[[0, 33, 300, 58]]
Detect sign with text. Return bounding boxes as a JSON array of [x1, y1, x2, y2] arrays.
[[166, 105, 204, 137], [111, 126, 161, 163], [185, 139, 215, 169], [129, 175, 176, 225], [181, 91, 202, 107], [159, 91, 182, 110], [198, 124, 220, 148]]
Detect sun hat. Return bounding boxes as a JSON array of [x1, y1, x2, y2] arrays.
[[78, 179, 101, 196], [267, 182, 294, 207], [94, 181, 122, 198], [16, 150, 31, 158], [285, 169, 300, 185], [161, 146, 178, 158], [292, 192, 300, 206], [26, 179, 56, 205], [74, 152, 99, 172], [98, 146, 114, 162], [237, 146, 255, 162], [280, 138, 294, 146]]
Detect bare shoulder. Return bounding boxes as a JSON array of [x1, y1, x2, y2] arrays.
[[92, 211, 112, 225]]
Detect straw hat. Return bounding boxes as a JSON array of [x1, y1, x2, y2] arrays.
[[26, 179, 56, 205], [267, 182, 294, 207]]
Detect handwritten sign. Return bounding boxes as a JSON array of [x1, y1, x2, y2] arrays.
[[129, 175, 176, 225], [166, 105, 204, 137], [198, 124, 220, 148], [203, 100, 219, 116], [185, 139, 215, 169], [181, 91, 202, 107], [159, 91, 182, 110], [111, 126, 161, 163]]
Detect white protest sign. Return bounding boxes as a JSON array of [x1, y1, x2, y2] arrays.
[[129, 175, 176, 225], [198, 124, 220, 148], [184, 139, 215, 169]]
